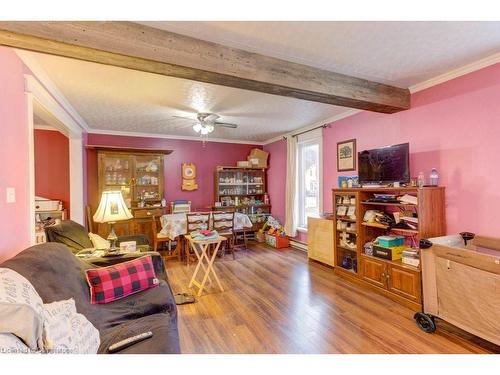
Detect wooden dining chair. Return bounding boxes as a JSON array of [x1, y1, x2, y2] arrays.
[[184, 212, 211, 265], [151, 216, 178, 259], [211, 211, 235, 259], [170, 200, 192, 214]]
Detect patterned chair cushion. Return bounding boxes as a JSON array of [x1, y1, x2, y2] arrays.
[[85, 256, 159, 304]]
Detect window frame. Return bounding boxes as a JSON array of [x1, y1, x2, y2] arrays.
[[296, 133, 323, 231]]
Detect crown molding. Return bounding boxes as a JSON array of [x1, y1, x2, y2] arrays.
[[262, 109, 361, 145], [409, 52, 500, 93], [87, 128, 264, 146], [14, 48, 90, 132]]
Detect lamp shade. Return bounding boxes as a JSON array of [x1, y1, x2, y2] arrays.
[[93, 191, 133, 223]]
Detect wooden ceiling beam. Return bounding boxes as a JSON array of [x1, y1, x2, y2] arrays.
[[0, 21, 410, 113]]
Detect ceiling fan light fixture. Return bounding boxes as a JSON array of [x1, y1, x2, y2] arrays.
[[193, 123, 202, 133], [200, 127, 210, 135]]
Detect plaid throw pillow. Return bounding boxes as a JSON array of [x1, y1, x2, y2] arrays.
[[85, 256, 159, 304]]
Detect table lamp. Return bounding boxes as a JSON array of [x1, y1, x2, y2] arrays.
[[93, 190, 133, 252]]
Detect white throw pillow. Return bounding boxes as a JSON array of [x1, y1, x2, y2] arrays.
[[0, 333, 38, 354], [88, 233, 110, 250], [42, 299, 100, 354], [0, 268, 44, 350]]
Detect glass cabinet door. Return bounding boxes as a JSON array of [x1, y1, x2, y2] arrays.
[[133, 155, 163, 204], [100, 153, 133, 208]]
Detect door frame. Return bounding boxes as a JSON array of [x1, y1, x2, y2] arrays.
[[25, 74, 84, 244]]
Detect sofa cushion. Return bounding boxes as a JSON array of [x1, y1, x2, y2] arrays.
[[85, 256, 159, 304], [0, 268, 44, 350], [42, 298, 100, 354], [45, 220, 93, 253], [98, 312, 180, 354], [88, 232, 110, 250]]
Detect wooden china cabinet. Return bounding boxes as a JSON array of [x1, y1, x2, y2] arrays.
[[93, 147, 172, 244]]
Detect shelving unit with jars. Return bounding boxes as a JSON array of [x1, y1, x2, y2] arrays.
[[213, 166, 270, 230]]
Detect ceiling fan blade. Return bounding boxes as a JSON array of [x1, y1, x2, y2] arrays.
[[172, 115, 196, 122], [204, 113, 220, 122], [214, 121, 238, 129]]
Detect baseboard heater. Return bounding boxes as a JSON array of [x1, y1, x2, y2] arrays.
[[290, 239, 307, 252]]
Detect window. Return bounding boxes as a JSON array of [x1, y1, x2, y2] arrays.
[[297, 132, 322, 229]]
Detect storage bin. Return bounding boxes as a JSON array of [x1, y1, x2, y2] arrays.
[[265, 233, 289, 249]]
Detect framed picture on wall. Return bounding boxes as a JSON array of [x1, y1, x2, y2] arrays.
[[337, 139, 356, 171]]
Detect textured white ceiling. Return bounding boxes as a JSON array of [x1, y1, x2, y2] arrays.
[[139, 21, 500, 87], [24, 22, 500, 143]]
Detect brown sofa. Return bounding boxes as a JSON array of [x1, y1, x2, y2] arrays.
[[1, 242, 180, 354]]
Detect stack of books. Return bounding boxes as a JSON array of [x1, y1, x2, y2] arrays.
[[402, 248, 420, 267]]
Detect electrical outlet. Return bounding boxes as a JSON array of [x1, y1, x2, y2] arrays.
[[6, 187, 16, 203]]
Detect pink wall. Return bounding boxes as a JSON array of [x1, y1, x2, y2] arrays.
[[263, 139, 286, 224], [34, 129, 70, 216], [86, 134, 261, 211], [0, 47, 31, 262], [266, 62, 500, 240]]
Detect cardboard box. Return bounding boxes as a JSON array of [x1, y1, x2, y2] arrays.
[[373, 245, 406, 260], [237, 160, 251, 168], [377, 235, 405, 247], [247, 148, 269, 168]]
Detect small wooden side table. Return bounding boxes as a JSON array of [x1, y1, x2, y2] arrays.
[[185, 235, 227, 297]]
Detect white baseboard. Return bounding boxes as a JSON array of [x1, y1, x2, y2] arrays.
[[290, 239, 307, 252]]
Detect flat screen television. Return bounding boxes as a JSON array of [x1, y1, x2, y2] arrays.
[[358, 143, 410, 185]]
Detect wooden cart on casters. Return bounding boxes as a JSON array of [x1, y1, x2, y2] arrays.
[[415, 232, 500, 346]]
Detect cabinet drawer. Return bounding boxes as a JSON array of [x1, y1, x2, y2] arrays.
[[133, 208, 164, 218]]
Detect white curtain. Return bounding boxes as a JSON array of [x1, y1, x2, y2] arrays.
[[284, 136, 297, 237]]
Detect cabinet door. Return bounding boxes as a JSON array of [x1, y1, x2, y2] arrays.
[[387, 264, 421, 303], [307, 218, 334, 266], [132, 154, 163, 204], [361, 256, 386, 288], [98, 152, 133, 208]]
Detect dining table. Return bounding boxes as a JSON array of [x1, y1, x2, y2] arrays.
[[159, 212, 253, 239]]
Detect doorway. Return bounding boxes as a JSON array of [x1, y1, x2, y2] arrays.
[[24, 74, 84, 244]]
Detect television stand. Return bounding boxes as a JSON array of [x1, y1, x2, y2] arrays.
[[360, 184, 389, 188]]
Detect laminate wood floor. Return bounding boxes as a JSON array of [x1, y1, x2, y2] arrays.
[[164, 243, 498, 354]]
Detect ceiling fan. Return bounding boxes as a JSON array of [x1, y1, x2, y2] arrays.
[[173, 112, 238, 137]]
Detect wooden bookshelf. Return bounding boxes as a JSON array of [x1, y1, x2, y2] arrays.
[[333, 186, 446, 311]]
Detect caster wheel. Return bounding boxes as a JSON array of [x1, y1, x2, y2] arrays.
[[414, 312, 436, 333]]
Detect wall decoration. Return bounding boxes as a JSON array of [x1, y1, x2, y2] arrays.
[[337, 139, 356, 171], [181, 163, 198, 191]]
